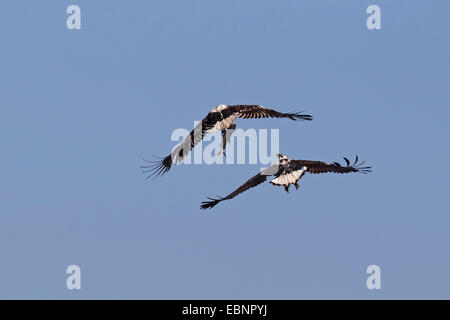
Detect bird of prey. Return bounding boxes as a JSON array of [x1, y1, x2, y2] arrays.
[[200, 154, 371, 209], [142, 105, 313, 178]]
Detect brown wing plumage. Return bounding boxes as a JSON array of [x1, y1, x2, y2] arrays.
[[292, 155, 372, 175], [224, 105, 313, 121], [200, 173, 268, 210], [141, 111, 223, 178]]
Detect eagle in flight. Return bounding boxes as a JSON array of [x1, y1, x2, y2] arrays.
[[200, 154, 372, 209], [142, 105, 313, 178]]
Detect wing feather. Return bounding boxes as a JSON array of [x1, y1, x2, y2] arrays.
[[223, 105, 313, 121], [200, 172, 268, 210], [141, 112, 222, 178], [292, 156, 372, 175]]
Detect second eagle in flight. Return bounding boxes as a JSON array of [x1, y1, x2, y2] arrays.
[[200, 154, 372, 209]]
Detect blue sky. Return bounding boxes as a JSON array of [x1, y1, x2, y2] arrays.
[[0, 0, 449, 299]]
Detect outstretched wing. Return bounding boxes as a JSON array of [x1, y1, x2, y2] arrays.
[[223, 105, 313, 121], [200, 164, 279, 210], [292, 155, 372, 174], [141, 112, 223, 178]]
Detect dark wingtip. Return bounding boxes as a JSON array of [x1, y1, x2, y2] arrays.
[[349, 155, 372, 174], [343, 157, 350, 166], [200, 197, 224, 210], [140, 155, 172, 179], [289, 111, 313, 121]]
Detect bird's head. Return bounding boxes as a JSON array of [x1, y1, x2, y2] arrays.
[[211, 104, 228, 112], [277, 153, 288, 163]]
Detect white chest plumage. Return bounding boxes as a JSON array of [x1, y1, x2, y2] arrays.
[[210, 105, 237, 132], [214, 114, 236, 131]]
